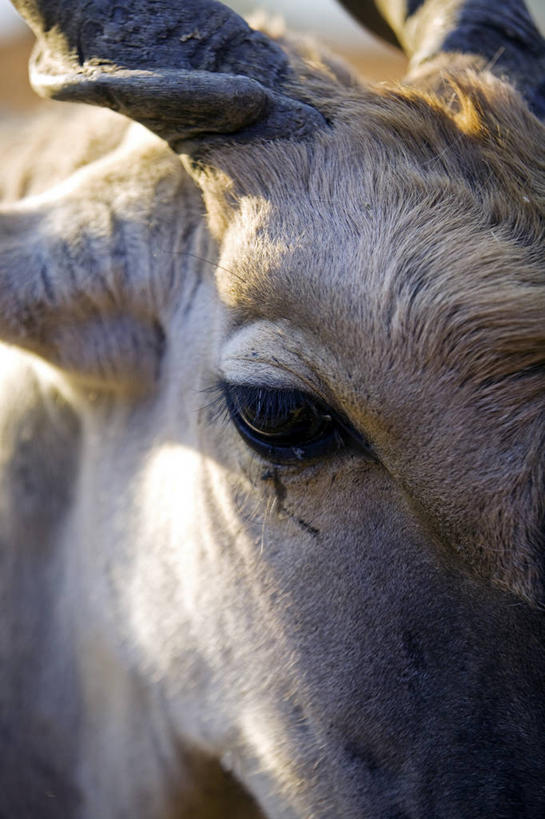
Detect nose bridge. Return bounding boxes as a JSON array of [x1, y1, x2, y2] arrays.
[[379, 586, 544, 810], [273, 513, 545, 815]]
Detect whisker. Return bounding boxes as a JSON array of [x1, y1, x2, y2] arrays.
[[260, 495, 276, 555], [484, 46, 506, 74], [150, 245, 246, 283]]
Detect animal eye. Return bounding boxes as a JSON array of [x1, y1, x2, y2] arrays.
[[222, 383, 375, 465]]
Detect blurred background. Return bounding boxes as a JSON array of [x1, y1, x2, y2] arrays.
[[0, 0, 544, 111]]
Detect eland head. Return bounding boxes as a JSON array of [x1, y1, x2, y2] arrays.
[[1, 0, 545, 816]]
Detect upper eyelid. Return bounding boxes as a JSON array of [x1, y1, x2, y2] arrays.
[[226, 382, 328, 413], [220, 372, 340, 415], [219, 353, 328, 400]]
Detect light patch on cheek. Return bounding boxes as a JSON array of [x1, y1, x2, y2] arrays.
[[240, 706, 306, 794], [124, 442, 204, 673]]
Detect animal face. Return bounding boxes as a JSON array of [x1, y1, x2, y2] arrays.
[[113, 80, 545, 813], [3, 1, 545, 816]]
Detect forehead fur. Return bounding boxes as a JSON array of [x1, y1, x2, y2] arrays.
[[207, 67, 545, 391]]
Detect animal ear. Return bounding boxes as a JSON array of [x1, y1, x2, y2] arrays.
[[336, 0, 545, 118], [0, 159, 166, 390], [10, 0, 326, 151]]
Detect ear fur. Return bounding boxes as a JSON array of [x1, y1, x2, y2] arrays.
[[0, 131, 192, 390]]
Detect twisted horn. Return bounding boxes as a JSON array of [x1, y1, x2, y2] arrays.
[[336, 0, 545, 118], [10, 0, 326, 148]]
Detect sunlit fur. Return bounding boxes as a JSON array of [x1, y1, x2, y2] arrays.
[[1, 18, 545, 819]]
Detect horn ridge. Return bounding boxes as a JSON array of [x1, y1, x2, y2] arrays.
[[10, 0, 327, 145], [414, 1, 545, 118]]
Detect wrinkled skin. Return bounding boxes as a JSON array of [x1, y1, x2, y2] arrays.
[[2, 23, 545, 819]]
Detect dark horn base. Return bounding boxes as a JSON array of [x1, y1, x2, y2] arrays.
[[335, 0, 402, 49]]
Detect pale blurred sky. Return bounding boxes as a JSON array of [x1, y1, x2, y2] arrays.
[[0, 0, 23, 37]]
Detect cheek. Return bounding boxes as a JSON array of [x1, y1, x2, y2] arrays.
[[184, 427, 440, 675], [212, 454, 415, 610], [204, 460, 442, 722], [258, 458, 396, 555]]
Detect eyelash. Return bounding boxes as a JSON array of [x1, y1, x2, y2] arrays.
[[207, 380, 377, 466]]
